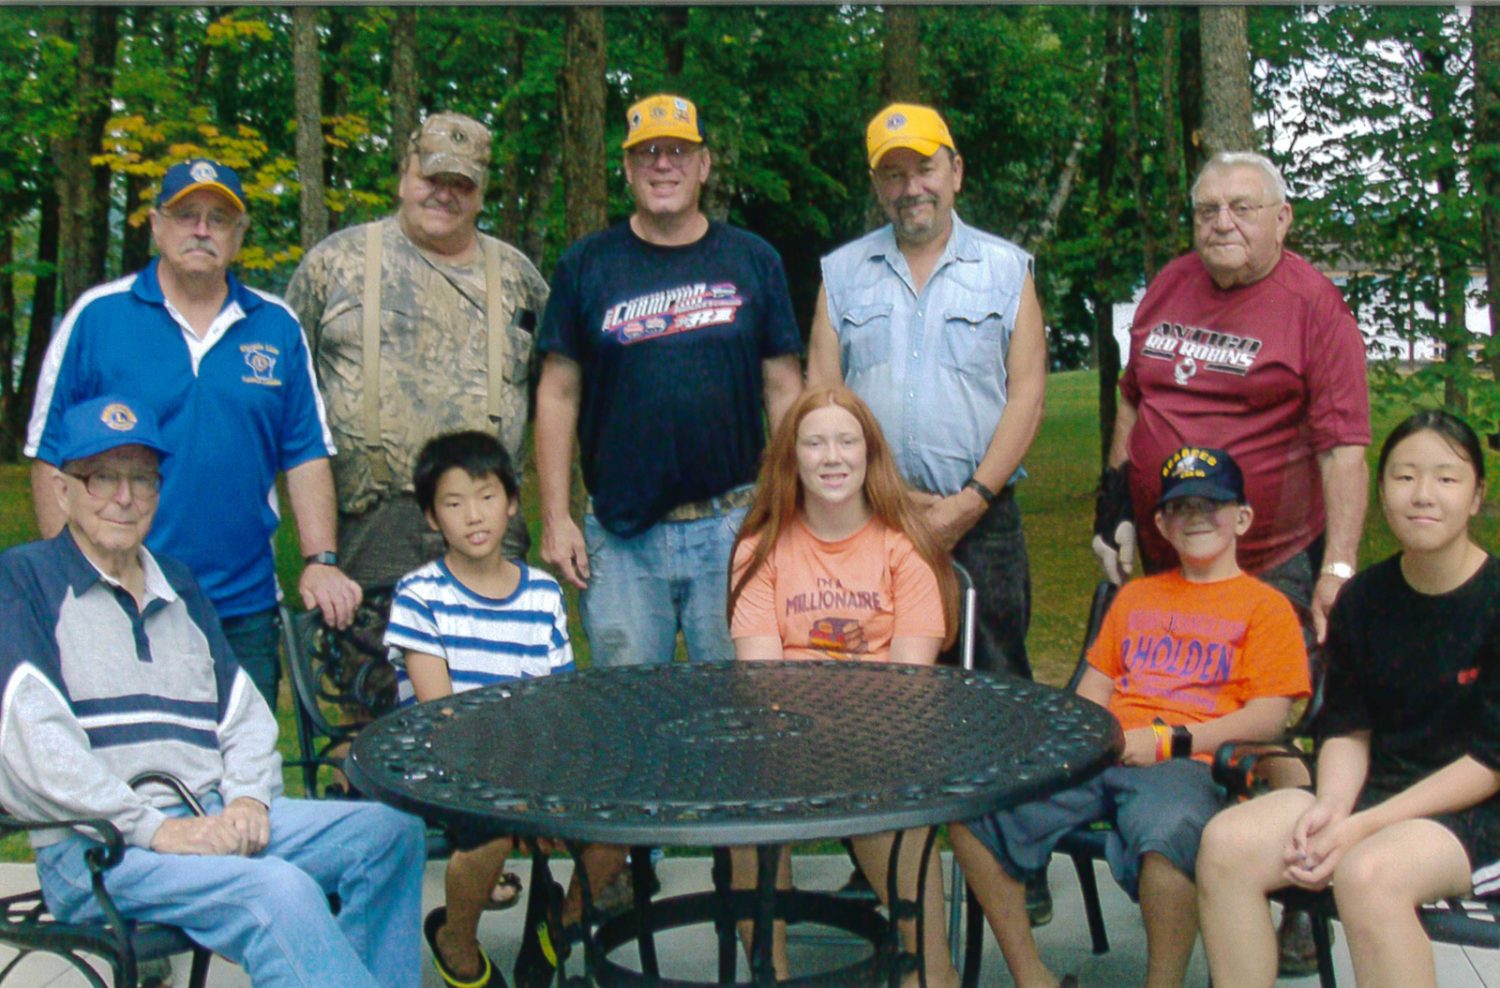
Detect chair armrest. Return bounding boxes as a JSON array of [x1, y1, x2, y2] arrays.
[[1212, 740, 1314, 799]]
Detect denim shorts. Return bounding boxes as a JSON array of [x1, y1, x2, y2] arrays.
[[580, 504, 746, 668], [965, 759, 1224, 900]]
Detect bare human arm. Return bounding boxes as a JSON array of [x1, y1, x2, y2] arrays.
[[761, 354, 803, 435], [402, 650, 456, 704], [535, 353, 588, 589], [30, 460, 65, 538], [805, 286, 843, 389], [284, 457, 362, 628], [1285, 732, 1370, 887], [733, 637, 785, 661], [1310, 444, 1369, 643], [920, 274, 1047, 551], [888, 637, 943, 665], [1075, 662, 1293, 768]]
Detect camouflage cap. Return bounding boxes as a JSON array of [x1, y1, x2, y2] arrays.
[[409, 112, 491, 185]]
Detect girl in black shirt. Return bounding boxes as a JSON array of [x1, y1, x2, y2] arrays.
[[1197, 410, 1498, 988]]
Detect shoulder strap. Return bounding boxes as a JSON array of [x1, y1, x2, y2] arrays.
[[361, 222, 392, 484], [482, 236, 511, 424]]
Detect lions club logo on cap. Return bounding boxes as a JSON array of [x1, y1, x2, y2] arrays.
[[650, 105, 667, 120], [189, 161, 218, 183], [100, 402, 138, 433], [886, 112, 907, 131]]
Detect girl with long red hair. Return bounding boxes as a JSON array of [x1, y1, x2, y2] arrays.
[[727, 386, 959, 986]]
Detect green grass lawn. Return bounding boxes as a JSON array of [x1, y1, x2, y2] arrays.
[[2, 369, 1495, 863]]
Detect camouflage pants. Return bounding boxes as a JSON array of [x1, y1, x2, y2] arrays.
[[942, 491, 1033, 680]]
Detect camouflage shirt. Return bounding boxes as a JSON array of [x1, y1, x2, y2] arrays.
[[286, 217, 548, 515]]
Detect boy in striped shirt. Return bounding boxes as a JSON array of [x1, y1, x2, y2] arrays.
[[385, 430, 573, 988]]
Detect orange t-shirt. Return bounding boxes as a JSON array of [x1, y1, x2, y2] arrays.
[[1087, 570, 1311, 742], [730, 518, 945, 662]]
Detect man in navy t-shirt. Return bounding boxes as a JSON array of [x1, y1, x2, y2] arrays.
[[536, 94, 802, 670], [26, 159, 361, 710]]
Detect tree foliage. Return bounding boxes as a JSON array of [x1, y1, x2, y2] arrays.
[[1, 5, 1497, 461]]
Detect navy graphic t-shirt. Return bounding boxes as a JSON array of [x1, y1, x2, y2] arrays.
[[539, 221, 801, 536]]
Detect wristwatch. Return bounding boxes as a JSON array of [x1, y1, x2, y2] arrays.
[[963, 478, 998, 507], [1170, 725, 1193, 759], [303, 551, 339, 567], [1320, 561, 1355, 580]]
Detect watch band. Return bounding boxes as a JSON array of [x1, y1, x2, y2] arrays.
[[1320, 561, 1355, 580], [1170, 725, 1193, 759], [303, 551, 339, 567], [964, 478, 997, 507]]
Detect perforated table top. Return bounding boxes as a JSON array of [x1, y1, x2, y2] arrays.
[[346, 660, 1122, 847]]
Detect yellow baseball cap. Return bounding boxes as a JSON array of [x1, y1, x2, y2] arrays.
[[866, 103, 956, 168], [622, 94, 703, 149]]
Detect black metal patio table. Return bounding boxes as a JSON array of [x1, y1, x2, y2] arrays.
[[345, 659, 1122, 987]]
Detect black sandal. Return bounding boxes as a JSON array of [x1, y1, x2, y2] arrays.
[[424, 906, 503, 988]]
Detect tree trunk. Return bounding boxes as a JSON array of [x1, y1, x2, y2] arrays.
[[881, 5, 923, 102], [1199, 5, 1256, 156], [389, 8, 419, 171], [1178, 8, 1205, 181], [121, 171, 152, 273], [660, 7, 688, 78], [1094, 7, 1125, 469], [1120, 9, 1162, 282], [1159, 8, 1186, 255], [496, 14, 527, 247], [1474, 5, 1500, 399], [293, 6, 328, 250], [0, 227, 15, 460], [54, 7, 118, 310], [561, 7, 607, 243], [15, 185, 60, 456], [522, 146, 559, 264]]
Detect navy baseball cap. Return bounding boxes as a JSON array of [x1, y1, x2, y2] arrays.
[[156, 159, 246, 212], [1157, 446, 1245, 506], [56, 396, 170, 466]]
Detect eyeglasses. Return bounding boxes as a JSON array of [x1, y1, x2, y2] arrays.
[[1192, 200, 1273, 224], [67, 470, 162, 500], [1160, 497, 1234, 519], [163, 207, 238, 232], [628, 142, 697, 166]]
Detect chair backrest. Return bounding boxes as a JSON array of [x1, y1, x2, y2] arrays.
[[953, 562, 977, 671], [1064, 580, 1119, 693], [279, 588, 399, 799]]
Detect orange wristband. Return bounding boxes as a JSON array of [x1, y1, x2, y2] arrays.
[[1151, 724, 1171, 763]]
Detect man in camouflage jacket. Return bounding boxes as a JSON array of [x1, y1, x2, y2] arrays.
[[286, 112, 548, 590]]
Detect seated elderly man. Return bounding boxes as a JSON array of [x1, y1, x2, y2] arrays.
[[0, 396, 426, 988]]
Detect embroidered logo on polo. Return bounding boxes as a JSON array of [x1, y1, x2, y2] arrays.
[[600, 282, 744, 344], [240, 343, 282, 386], [1142, 321, 1263, 380]]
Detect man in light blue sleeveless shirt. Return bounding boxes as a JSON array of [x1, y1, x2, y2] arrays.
[[808, 102, 1047, 684]]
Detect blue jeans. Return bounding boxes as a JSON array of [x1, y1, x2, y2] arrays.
[[220, 607, 281, 712], [580, 506, 745, 667], [37, 796, 426, 988]]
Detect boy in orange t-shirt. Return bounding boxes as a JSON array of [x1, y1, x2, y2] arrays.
[[951, 446, 1310, 988]]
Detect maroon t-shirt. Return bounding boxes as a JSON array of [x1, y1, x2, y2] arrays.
[[1120, 250, 1370, 574]]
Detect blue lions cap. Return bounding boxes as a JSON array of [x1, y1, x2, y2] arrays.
[[1157, 446, 1245, 506], [156, 158, 246, 212], [56, 396, 170, 466]]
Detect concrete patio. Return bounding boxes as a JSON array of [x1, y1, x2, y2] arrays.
[[1, 853, 1494, 986]]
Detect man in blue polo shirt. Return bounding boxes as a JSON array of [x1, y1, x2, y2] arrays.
[[26, 159, 361, 710]]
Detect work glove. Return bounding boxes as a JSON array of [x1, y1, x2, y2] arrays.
[[1091, 464, 1137, 585]]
